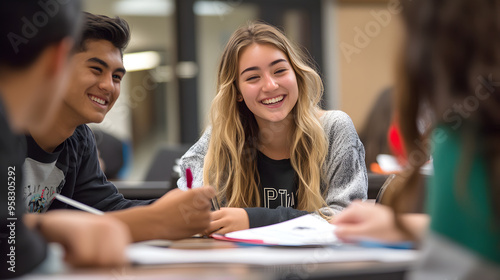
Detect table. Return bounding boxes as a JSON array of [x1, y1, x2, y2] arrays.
[[24, 238, 415, 280]]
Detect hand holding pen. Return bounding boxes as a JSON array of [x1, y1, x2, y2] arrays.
[[54, 170, 216, 241], [186, 167, 220, 211], [184, 168, 248, 235]]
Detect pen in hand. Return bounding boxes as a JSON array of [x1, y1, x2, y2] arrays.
[[186, 167, 193, 189], [185, 167, 220, 211]]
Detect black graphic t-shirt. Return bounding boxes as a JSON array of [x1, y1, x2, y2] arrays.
[[257, 151, 297, 209], [244, 151, 308, 228], [22, 125, 153, 213]]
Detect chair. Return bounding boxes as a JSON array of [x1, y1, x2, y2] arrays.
[[368, 173, 391, 199], [144, 145, 192, 190], [93, 129, 126, 180]]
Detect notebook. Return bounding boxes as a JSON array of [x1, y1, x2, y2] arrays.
[[212, 214, 339, 246]]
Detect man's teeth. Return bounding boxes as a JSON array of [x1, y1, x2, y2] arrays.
[[262, 95, 284, 105], [90, 95, 106, 105]]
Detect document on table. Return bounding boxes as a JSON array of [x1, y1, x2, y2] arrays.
[[127, 245, 419, 266], [213, 214, 339, 246]]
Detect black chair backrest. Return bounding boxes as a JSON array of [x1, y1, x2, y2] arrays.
[[94, 130, 125, 180], [368, 173, 391, 199], [144, 145, 191, 184]]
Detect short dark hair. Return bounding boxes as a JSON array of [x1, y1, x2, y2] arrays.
[[76, 12, 130, 56], [0, 0, 82, 69]]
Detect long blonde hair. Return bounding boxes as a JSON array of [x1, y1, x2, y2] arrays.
[[203, 22, 328, 212]]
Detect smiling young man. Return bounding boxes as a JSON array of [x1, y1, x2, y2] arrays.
[[23, 12, 215, 242]]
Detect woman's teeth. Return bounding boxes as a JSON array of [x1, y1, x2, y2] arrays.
[[262, 95, 284, 105]]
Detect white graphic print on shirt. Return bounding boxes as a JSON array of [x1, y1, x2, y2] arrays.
[[263, 187, 295, 208], [22, 158, 65, 213]]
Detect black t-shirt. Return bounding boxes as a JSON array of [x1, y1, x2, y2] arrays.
[[257, 151, 297, 209], [0, 97, 46, 278], [244, 151, 308, 229], [23, 125, 153, 213]]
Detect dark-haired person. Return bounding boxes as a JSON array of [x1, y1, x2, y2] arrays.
[[332, 0, 500, 278], [1, 2, 131, 278], [22, 12, 215, 242]]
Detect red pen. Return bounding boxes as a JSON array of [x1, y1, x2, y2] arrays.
[[186, 167, 220, 211], [186, 167, 193, 189]]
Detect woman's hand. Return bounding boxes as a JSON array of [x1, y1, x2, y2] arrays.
[[205, 207, 249, 235], [331, 201, 420, 243]]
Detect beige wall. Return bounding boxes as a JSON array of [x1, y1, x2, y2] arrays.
[[333, 0, 403, 131]]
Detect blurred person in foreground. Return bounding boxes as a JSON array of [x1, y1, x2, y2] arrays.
[[0, 1, 131, 278], [332, 0, 500, 278]]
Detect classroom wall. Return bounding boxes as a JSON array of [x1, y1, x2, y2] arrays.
[[327, 0, 403, 131], [196, 4, 259, 129]]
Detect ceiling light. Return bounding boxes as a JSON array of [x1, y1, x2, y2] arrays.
[[194, 1, 233, 16], [124, 51, 161, 72], [114, 0, 173, 16]]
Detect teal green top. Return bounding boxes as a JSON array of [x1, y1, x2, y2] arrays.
[[429, 125, 500, 264]]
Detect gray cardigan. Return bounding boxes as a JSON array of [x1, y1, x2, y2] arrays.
[[178, 110, 368, 227]]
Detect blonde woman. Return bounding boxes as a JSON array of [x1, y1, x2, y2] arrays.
[[178, 22, 367, 234]]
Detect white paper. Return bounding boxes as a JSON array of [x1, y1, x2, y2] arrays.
[[224, 214, 339, 246], [127, 245, 419, 266]]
